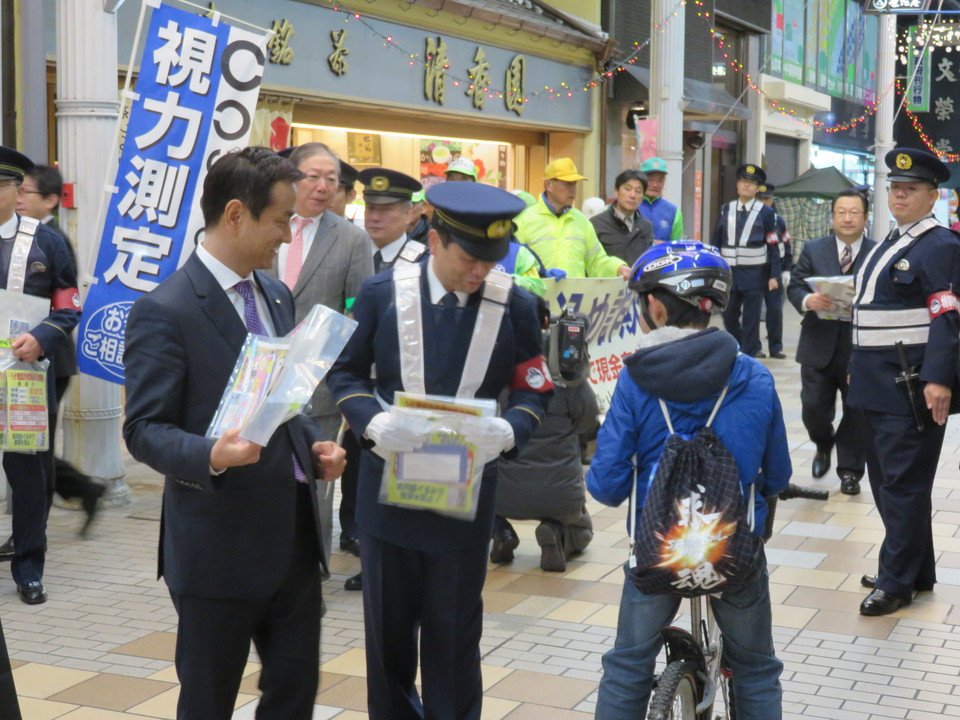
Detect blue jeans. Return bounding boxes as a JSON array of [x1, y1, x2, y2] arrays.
[[595, 548, 782, 720]]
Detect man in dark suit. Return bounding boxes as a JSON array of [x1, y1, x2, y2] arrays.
[[788, 189, 874, 496], [327, 181, 553, 720], [268, 142, 373, 568], [123, 147, 346, 719]]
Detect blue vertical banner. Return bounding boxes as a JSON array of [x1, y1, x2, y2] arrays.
[[78, 3, 268, 383]]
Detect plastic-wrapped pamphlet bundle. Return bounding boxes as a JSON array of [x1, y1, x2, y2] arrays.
[[378, 392, 498, 522], [206, 303, 357, 445]]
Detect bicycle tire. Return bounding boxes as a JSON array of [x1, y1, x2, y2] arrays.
[[648, 660, 701, 720]]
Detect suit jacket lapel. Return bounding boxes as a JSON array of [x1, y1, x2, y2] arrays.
[[294, 213, 338, 297], [185, 253, 248, 349], [254, 270, 294, 335]]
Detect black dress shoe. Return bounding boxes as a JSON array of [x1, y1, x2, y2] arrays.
[[17, 581, 46, 605], [752, 351, 767, 359], [860, 589, 909, 616], [0, 536, 13, 561], [840, 474, 861, 496], [490, 523, 520, 564], [770, 351, 787, 359], [344, 572, 362, 591], [80, 482, 106, 537], [812, 448, 831, 479], [339, 535, 360, 558]]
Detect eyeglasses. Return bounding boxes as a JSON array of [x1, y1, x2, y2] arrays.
[[0, 180, 21, 190], [18, 188, 44, 196], [833, 210, 864, 218]]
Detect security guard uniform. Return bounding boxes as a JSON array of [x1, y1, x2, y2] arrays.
[[327, 181, 553, 720], [712, 164, 781, 356], [848, 148, 960, 612], [0, 147, 80, 603]]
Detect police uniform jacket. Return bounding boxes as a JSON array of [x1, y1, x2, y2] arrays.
[[847, 221, 960, 416], [326, 261, 553, 551], [711, 200, 780, 291], [0, 218, 80, 409]]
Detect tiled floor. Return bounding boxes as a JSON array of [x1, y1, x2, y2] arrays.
[[5, 307, 960, 719]]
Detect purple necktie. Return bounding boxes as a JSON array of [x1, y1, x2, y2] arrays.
[[840, 244, 853, 274], [234, 280, 306, 482]]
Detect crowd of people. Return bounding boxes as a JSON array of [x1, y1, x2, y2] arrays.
[[1, 138, 958, 720]]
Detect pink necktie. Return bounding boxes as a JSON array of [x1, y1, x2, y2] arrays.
[[284, 217, 313, 290]]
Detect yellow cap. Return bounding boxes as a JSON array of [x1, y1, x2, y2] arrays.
[[544, 158, 586, 182]]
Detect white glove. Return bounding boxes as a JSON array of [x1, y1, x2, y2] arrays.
[[460, 417, 515, 456], [781, 271, 791, 288], [364, 412, 427, 456]]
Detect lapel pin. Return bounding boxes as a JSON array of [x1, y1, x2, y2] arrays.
[[274, 298, 282, 304]]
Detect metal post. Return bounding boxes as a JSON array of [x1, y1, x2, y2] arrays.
[[650, 0, 685, 207], [56, 0, 130, 505], [874, 13, 897, 237]]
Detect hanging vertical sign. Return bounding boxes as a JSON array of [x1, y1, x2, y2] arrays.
[[77, 3, 269, 383]]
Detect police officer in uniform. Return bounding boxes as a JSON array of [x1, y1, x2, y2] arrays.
[[0, 147, 81, 604], [757, 183, 791, 359], [712, 164, 781, 357], [327, 181, 554, 720], [849, 147, 960, 616], [341, 169, 428, 593], [360, 168, 429, 273]]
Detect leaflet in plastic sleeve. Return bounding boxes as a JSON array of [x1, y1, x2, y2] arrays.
[[206, 304, 357, 445]]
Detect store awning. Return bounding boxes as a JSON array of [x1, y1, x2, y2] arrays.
[[621, 66, 752, 122], [776, 166, 855, 199]]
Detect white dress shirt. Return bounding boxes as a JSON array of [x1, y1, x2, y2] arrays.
[[196, 243, 276, 335]]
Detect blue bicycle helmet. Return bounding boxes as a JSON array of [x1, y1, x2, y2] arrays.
[[629, 242, 732, 313]]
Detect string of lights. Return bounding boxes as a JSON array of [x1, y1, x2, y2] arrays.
[[896, 78, 960, 162]]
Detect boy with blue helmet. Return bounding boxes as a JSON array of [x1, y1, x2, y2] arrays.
[[588, 242, 791, 719]]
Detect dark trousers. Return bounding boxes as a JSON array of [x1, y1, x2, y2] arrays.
[[338, 430, 361, 539], [722, 285, 763, 356], [0, 618, 22, 720], [359, 532, 487, 720], [863, 410, 944, 600], [169, 485, 321, 720], [800, 361, 865, 478], [763, 285, 783, 354], [2, 452, 48, 586], [49, 376, 97, 505]]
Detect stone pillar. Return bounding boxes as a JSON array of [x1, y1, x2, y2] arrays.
[[56, 0, 129, 505], [874, 13, 896, 239], [649, 0, 685, 207]]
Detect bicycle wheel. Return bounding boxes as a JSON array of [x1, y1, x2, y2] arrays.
[[648, 660, 701, 720]]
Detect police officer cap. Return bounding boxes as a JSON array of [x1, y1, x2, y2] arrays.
[[338, 160, 359, 189], [358, 167, 422, 204], [277, 146, 297, 159], [885, 147, 950, 186], [426, 182, 527, 263], [756, 183, 776, 198], [736, 163, 766, 184], [0, 146, 34, 181]]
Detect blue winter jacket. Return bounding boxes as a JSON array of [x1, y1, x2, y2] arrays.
[[586, 326, 791, 538]]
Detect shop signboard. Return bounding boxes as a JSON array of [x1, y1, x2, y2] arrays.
[[57, 0, 595, 132], [77, 3, 268, 383], [863, 0, 932, 12]]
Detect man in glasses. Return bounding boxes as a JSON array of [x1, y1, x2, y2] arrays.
[[788, 189, 873, 496]]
